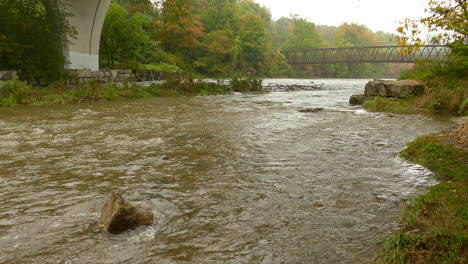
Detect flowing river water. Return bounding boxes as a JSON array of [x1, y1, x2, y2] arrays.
[[0, 79, 458, 264]]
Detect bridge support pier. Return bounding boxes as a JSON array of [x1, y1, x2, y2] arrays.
[[63, 0, 111, 71]]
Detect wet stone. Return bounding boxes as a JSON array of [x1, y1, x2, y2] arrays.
[[99, 192, 153, 234], [364, 80, 425, 98], [349, 94, 367, 105], [299, 108, 324, 113]]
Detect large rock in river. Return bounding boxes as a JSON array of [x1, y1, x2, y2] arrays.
[[99, 192, 153, 233], [364, 80, 425, 98]]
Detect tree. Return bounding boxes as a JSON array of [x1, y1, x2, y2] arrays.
[[194, 29, 241, 77], [198, 0, 238, 32], [100, 2, 156, 68], [283, 16, 322, 50], [0, 0, 75, 83], [396, 0, 467, 79], [236, 11, 267, 73], [396, 0, 467, 46], [334, 23, 379, 47], [152, 0, 205, 53], [114, 0, 155, 14]]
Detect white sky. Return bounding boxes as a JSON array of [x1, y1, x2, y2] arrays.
[[254, 0, 429, 33]]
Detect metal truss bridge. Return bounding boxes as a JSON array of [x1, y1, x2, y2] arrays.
[[282, 45, 450, 65]]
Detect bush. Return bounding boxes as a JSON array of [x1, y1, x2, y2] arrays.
[[230, 77, 263, 92], [398, 46, 467, 116], [458, 99, 468, 116], [0, 0, 73, 83], [2, 77, 33, 104], [380, 131, 468, 263], [141, 63, 182, 73]]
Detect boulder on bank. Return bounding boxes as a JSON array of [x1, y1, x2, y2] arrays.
[[349, 94, 367, 105], [99, 192, 153, 233], [364, 80, 425, 98]]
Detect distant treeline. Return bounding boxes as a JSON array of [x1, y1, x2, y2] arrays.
[[0, 0, 408, 83], [103, 0, 407, 78]]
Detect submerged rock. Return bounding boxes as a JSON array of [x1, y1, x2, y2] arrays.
[[364, 80, 425, 98], [263, 83, 324, 92], [99, 192, 153, 233], [299, 108, 324, 113]]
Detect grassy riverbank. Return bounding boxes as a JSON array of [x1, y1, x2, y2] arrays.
[[363, 44, 467, 117], [363, 97, 423, 114], [380, 124, 467, 263], [0, 77, 263, 107], [362, 77, 467, 116]]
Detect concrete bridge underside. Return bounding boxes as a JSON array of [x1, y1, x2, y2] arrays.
[[64, 0, 111, 71]]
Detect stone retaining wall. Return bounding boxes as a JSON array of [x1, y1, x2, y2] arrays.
[[0, 69, 171, 86], [66, 69, 165, 85], [0, 71, 17, 81], [0, 71, 17, 89]]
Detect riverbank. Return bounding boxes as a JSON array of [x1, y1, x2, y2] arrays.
[[354, 75, 467, 262], [379, 123, 467, 263], [362, 81, 467, 116], [0, 77, 263, 107], [361, 70, 467, 117]]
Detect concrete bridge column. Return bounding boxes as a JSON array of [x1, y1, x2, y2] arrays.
[[63, 0, 111, 71]]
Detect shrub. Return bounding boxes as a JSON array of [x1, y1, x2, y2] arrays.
[[230, 77, 263, 92], [2, 77, 33, 104]]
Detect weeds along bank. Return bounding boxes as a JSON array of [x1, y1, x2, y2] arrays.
[[379, 124, 467, 263], [362, 77, 467, 117], [368, 45, 467, 263], [0, 76, 264, 107], [363, 45, 468, 117]]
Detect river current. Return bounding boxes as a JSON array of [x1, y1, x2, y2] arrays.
[[0, 79, 455, 263]]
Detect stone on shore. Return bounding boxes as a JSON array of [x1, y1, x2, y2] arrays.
[[349, 94, 367, 105], [99, 192, 153, 233], [364, 80, 425, 98]]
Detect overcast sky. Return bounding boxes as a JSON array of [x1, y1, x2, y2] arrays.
[[254, 0, 429, 33]]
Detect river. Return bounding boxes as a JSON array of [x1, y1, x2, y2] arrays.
[[0, 79, 456, 263]]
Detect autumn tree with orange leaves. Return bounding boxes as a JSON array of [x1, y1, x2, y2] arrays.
[[152, 0, 205, 52]]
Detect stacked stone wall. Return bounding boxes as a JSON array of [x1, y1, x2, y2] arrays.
[[66, 69, 165, 85], [0, 69, 172, 87], [0, 71, 17, 89]]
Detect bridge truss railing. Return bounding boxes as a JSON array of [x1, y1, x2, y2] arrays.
[[282, 45, 450, 65]]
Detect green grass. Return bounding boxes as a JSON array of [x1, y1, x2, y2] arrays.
[[380, 133, 468, 264], [398, 56, 467, 116], [362, 79, 467, 116], [0, 77, 261, 107], [363, 97, 421, 114], [142, 63, 182, 73], [401, 136, 468, 181]]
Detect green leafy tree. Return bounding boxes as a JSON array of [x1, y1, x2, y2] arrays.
[[283, 16, 322, 50], [395, 0, 467, 115], [396, 0, 467, 46], [236, 11, 267, 73], [194, 29, 240, 77], [114, 0, 155, 14], [194, 0, 288, 76], [198, 0, 239, 32], [0, 0, 74, 83], [334, 23, 379, 47], [100, 2, 156, 68], [328, 23, 389, 78]]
